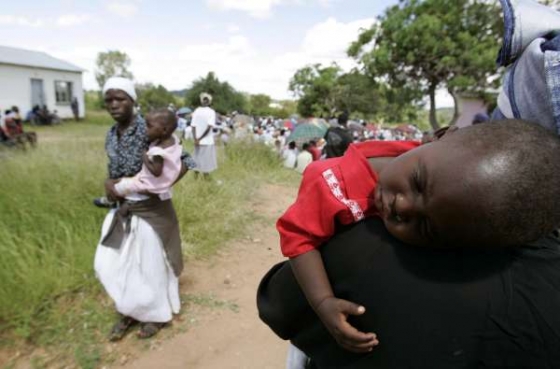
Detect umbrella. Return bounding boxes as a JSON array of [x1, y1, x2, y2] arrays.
[[287, 123, 327, 147], [306, 118, 330, 130], [177, 107, 192, 115]]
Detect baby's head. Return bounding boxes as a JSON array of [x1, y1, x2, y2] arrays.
[[146, 109, 177, 142], [376, 119, 560, 248]]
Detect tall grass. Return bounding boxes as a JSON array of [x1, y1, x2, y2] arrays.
[[0, 121, 298, 347], [0, 126, 108, 334]]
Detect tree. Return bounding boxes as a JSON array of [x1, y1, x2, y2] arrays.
[[248, 94, 273, 116], [184, 72, 247, 114], [289, 64, 341, 117], [272, 100, 298, 119], [348, 0, 502, 129], [136, 83, 176, 110], [289, 64, 420, 122], [95, 50, 134, 90]]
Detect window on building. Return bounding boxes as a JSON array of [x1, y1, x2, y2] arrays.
[[55, 81, 72, 104]]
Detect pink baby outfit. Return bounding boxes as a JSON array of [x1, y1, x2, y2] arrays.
[[114, 135, 182, 200]]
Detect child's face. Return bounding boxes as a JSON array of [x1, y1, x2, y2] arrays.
[[376, 139, 492, 248], [146, 114, 167, 142]]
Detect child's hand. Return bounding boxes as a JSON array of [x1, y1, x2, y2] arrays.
[[315, 297, 379, 353], [104, 178, 121, 202]]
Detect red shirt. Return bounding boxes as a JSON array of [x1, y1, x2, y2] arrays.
[[277, 140, 420, 258], [309, 146, 321, 161]]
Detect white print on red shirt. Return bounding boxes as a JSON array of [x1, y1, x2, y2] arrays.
[[322, 168, 365, 222]]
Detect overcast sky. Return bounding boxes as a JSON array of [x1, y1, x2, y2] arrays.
[[1, 0, 454, 106]]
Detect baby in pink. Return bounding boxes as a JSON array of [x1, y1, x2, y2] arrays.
[[114, 109, 182, 200]]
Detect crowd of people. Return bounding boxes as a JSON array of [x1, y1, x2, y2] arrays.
[[24, 104, 62, 125], [172, 105, 425, 177], [0, 101, 82, 151], [0, 99, 81, 153], [0, 106, 37, 149]]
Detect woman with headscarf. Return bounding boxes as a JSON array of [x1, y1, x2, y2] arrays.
[[94, 77, 194, 340], [191, 92, 218, 179]]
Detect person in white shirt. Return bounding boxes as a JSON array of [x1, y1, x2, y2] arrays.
[[295, 142, 313, 174], [191, 93, 218, 179], [283, 141, 298, 169]]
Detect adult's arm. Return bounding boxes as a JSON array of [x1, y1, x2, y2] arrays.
[[196, 125, 212, 141], [193, 111, 215, 143]]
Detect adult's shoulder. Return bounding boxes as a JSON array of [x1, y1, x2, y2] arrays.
[[258, 219, 560, 368]]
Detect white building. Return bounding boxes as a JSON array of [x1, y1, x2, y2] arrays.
[[0, 45, 84, 119]]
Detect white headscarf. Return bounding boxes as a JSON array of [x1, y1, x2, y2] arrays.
[[102, 77, 137, 101], [200, 92, 212, 104]]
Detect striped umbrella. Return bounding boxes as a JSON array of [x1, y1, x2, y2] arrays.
[[286, 123, 327, 147]]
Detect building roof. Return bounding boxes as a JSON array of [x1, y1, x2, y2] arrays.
[[0, 45, 83, 73]]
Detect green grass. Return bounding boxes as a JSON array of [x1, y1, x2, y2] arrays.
[[0, 117, 299, 366]]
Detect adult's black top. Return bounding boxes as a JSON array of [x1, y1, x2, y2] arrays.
[[323, 127, 353, 158], [257, 218, 560, 368]]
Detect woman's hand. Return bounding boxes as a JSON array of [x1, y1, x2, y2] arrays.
[[315, 296, 379, 353]]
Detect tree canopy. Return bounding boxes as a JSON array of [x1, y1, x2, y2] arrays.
[[289, 63, 422, 122], [136, 83, 176, 110], [247, 94, 273, 116], [95, 50, 134, 90], [289, 63, 341, 117], [184, 72, 247, 114], [348, 0, 502, 129]]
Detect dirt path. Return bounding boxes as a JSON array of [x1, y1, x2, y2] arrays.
[[116, 183, 296, 369]]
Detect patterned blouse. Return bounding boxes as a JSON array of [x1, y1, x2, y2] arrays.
[[105, 114, 196, 179]]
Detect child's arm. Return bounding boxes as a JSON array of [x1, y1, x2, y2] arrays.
[[113, 153, 165, 196], [290, 250, 379, 353], [143, 152, 164, 177]]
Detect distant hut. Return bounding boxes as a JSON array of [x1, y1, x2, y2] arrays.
[[0, 45, 85, 119]]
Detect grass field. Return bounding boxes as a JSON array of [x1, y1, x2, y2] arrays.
[[0, 115, 298, 367]]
